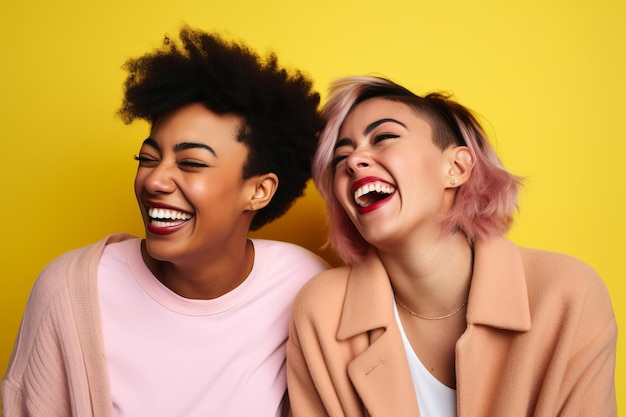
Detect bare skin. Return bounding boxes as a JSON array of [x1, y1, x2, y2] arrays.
[[141, 237, 255, 300]]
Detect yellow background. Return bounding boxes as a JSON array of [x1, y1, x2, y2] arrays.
[[1, 0, 624, 412]]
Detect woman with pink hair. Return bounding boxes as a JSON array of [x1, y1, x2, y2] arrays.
[[286, 76, 617, 416]]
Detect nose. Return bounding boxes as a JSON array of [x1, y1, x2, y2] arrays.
[[345, 149, 372, 175], [140, 163, 177, 194]]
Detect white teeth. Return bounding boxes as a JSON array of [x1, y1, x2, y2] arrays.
[[353, 182, 396, 207], [148, 207, 192, 221], [151, 220, 179, 228]]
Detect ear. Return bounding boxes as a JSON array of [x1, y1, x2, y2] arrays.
[[246, 173, 279, 212], [445, 146, 475, 188]]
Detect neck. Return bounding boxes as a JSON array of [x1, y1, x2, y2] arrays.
[[141, 238, 255, 300], [379, 231, 473, 319]]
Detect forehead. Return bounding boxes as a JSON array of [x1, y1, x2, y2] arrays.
[[339, 97, 429, 135], [151, 103, 243, 143]]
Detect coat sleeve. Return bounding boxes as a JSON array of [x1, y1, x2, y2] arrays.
[[286, 308, 335, 417], [516, 248, 618, 416], [285, 269, 374, 417], [557, 297, 618, 416], [550, 255, 618, 416]]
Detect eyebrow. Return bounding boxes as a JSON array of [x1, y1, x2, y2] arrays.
[[364, 118, 406, 135], [174, 142, 217, 157], [334, 118, 407, 151], [142, 138, 160, 151], [141, 138, 217, 157]]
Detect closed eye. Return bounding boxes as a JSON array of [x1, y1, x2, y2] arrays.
[[373, 133, 399, 144], [178, 160, 210, 168], [330, 154, 348, 168], [134, 154, 158, 167]]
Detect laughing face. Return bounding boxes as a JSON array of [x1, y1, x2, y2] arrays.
[[331, 98, 457, 248], [134, 102, 260, 265]]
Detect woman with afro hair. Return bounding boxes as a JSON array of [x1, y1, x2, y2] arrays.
[[2, 26, 328, 417]]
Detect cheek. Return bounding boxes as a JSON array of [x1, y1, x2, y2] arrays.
[[394, 151, 440, 180], [186, 181, 213, 203], [332, 175, 351, 207], [187, 176, 241, 210], [133, 171, 144, 199]]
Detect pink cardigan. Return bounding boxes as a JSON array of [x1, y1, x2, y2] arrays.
[[287, 237, 617, 416], [2, 234, 131, 417]]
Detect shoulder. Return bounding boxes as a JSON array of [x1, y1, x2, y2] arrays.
[[291, 266, 351, 318], [519, 246, 598, 280], [518, 245, 615, 324], [252, 239, 321, 257], [30, 234, 136, 306], [519, 247, 608, 296], [252, 239, 330, 270]]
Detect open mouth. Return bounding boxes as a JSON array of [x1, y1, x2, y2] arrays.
[[353, 182, 396, 208], [148, 207, 193, 228]]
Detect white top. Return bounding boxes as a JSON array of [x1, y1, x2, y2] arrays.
[[98, 238, 328, 417], [394, 301, 457, 417]]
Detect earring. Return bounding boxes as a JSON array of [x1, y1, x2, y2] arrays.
[[450, 178, 458, 185]]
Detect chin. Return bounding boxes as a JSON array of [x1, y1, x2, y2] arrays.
[[143, 238, 179, 262]]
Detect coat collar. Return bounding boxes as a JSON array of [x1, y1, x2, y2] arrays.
[[337, 248, 395, 340], [337, 236, 531, 341], [337, 247, 422, 416], [467, 237, 531, 331]]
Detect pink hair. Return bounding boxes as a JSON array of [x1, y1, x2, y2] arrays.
[[313, 76, 522, 265]]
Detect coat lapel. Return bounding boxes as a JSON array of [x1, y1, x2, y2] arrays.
[[337, 250, 421, 416], [466, 237, 531, 331], [456, 237, 532, 416]]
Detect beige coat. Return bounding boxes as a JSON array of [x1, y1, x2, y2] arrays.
[[287, 237, 617, 416]]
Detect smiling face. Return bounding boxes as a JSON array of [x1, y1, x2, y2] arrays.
[[332, 98, 457, 249], [134, 102, 261, 265]]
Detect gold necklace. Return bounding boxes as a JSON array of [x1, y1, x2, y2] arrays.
[[395, 297, 468, 320]]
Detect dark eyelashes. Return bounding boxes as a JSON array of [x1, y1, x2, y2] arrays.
[[330, 133, 399, 168], [179, 161, 209, 168], [373, 133, 399, 142], [330, 155, 347, 168], [134, 155, 154, 162], [133, 155, 209, 168]]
